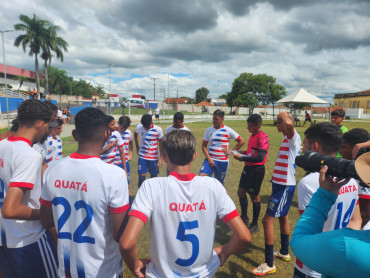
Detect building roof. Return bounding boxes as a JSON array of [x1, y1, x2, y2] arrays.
[[276, 88, 328, 104], [0, 64, 43, 80], [164, 97, 189, 104], [334, 89, 370, 98], [195, 100, 214, 106]]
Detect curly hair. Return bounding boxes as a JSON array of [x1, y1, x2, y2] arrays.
[[141, 114, 152, 128], [331, 109, 345, 118], [343, 128, 370, 147], [17, 100, 52, 127], [304, 122, 342, 155], [75, 108, 106, 142], [247, 114, 262, 125]]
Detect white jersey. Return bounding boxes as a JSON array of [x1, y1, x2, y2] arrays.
[[101, 130, 124, 165], [358, 183, 370, 199], [57, 109, 63, 118], [165, 125, 191, 135], [295, 172, 359, 277], [130, 173, 238, 278], [0, 136, 44, 247], [155, 108, 160, 115], [44, 135, 63, 165], [203, 125, 240, 162], [40, 153, 129, 278], [135, 124, 163, 160], [115, 129, 132, 163], [33, 142, 46, 161], [271, 130, 301, 185]]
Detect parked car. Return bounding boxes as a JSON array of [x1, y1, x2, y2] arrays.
[[123, 98, 146, 108]]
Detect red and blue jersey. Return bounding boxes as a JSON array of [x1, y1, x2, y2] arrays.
[[44, 135, 63, 165], [115, 129, 132, 163], [135, 124, 163, 161], [101, 130, 124, 165]]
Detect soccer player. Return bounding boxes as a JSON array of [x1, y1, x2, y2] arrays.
[[134, 114, 164, 188], [155, 106, 160, 123], [0, 99, 58, 278], [200, 109, 245, 185], [165, 112, 191, 134], [302, 111, 311, 127], [120, 130, 251, 278], [252, 112, 301, 276], [117, 116, 133, 184], [40, 107, 130, 278], [340, 128, 370, 228], [293, 122, 361, 278], [224, 114, 269, 234], [44, 118, 64, 165], [331, 109, 348, 134], [101, 115, 127, 175]]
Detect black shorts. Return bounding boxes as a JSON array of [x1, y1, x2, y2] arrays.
[[238, 165, 265, 196], [155, 114, 159, 119]]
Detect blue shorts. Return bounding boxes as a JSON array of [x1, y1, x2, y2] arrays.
[[116, 161, 131, 184], [266, 183, 295, 217], [0, 230, 58, 278], [199, 159, 229, 183], [138, 157, 159, 176]]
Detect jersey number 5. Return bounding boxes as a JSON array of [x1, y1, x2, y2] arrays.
[[175, 220, 199, 267], [52, 197, 95, 244]]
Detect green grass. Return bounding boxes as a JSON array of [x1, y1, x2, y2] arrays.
[[61, 120, 369, 278]]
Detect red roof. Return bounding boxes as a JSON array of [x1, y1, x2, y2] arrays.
[[0, 64, 43, 80], [164, 98, 190, 104], [195, 101, 214, 106]]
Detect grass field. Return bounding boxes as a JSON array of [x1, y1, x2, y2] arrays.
[[62, 119, 369, 277]]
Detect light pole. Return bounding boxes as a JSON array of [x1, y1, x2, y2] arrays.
[[108, 64, 113, 114], [151, 77, 159, 100], [1, 29, 14, 128]]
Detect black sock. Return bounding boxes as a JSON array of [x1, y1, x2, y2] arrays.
[[265, 244, 274, 267], [252, 202, 261, 225], [239, 197, 248, 216], [138, 175, 146, 188], [280, 234, 290, 255]]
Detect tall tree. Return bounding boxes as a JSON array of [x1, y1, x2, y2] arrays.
[[13, 75, 29, 92], [195, 87, 209, 103], [14, 14, 51, 94], [40, 25, 68, 95]]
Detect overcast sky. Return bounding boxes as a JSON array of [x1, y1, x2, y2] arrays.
[[1, 0, 369, 103]]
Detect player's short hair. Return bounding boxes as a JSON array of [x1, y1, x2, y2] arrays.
[[17, 100, 52, 127], [10, 118, 19, 132], [119, 116, 131, 129], [287, 112, 294, 123], [304, 122, 342, 155], [213, 109, 224, 118], [331, 109, 345, 118], [173, 112, 184, 121], [162, 130, 196, 166], [43, 101, 58, 112], [343, 128, 369, 147], [141, 114, 152, 128], [55, 119, 64, 127], [247, 114, 262, 125], [104, 115, 115, 125], [75, 108, 106, 142]]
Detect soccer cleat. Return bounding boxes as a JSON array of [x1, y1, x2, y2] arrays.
[[249, 224, 260, 234], [252, 263, 276, 276], [273, 250, 291, 261], [241, 214, 250, 227]]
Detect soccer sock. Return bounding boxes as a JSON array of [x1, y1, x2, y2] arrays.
[[252, 202, 261, 225], [239, 197, 248, 216], [280, 234, 290, 255], [265, 244, 274, 267], [138, 175, 146, 188]]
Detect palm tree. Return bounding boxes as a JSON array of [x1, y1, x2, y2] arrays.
[[13, 75, 29, 92], [40, 25, 68, 95], [14, 14, 50, 94]]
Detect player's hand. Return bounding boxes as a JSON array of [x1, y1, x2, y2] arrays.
[[319, 165, 350, 195], [222, 148, 232, 155], [133, 258, 149, 278], [232, 152, 241, 160], [106, 141, 116, 151], [208, 158, 216, 168], [214, 246, 228, 266], [158, 157, 163, 168]]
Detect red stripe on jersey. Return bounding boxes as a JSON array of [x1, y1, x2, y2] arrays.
[[7, 136, 32, 146], [295, 258, 303, 269], [273, 169, 287, 175], [279, 147, 289, 151], [129, 210, 148, 223], [222, 209, 239, 223], [70, 153, 101, 159], [203, 140, 208, 143], [170, 172, 196, 181], [39, 197, 52, 207], [117, 143, 124, 147], [359, 194, 370, 199], [275, 162, 288, 168], [283, 138, 288, 143], [110, 204, 130, 213], [357, 199, 359, 205], [236, 135, 241, 141], [279, 154, 289, 160], [287, 131, 295, 139], [299, 209, 304, 215], [272, 176, 287, 183], [9, 182, 34, 189]]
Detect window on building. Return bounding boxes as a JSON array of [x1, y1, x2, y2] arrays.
[[352, 101, 359, 108], [367, 101, 370, 109]]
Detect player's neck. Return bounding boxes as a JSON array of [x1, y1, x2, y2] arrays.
[[76, 143, 102, 157], [167, 164, 192, 175], [15, 127, 38, 144]]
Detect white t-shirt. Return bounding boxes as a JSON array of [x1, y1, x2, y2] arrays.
[[203, 125, 240, 162], [40, 153, 129, 278], [135, 124, 164, 160], [148, 110, 153, 115], [155, 108, 160, 115], [271, 130, 301, 185], [130, 173, 238, 278], [43, 135, 63, 165], [33, 142, 46, 161], [115, 129, 132, 163], [165, 125, 191, 135], [101, 130, 124, 165], [295, 172, 359, 277], [0, 136, 44, 247]]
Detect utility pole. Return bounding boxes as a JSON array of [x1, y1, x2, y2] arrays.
[[177, 90, 179, 99], [160, 88, 165, 116], [108, 64, 113, 114], [151, 78, 159, 100]]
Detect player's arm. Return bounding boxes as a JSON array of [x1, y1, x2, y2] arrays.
[[134, 132, 140, 155], [128, 140, 133, 161], [40, 159, 48, 183], [352, 140, 370, 159], [120, 217, 147, 278], [158, 139, 163, 167], [118, 145, 128, 176], [231, 136, 245, 151], [214, 216, 251, 266], [237, 149, 267, 162], [1, 187, 40, 220], [280, 112, 295, 138], [40, 204, 55, 229], [347, 203, 362, 230], [111, 210, 129, 242], [202, 140, 215, 167], [100, 140, 116, 154]]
